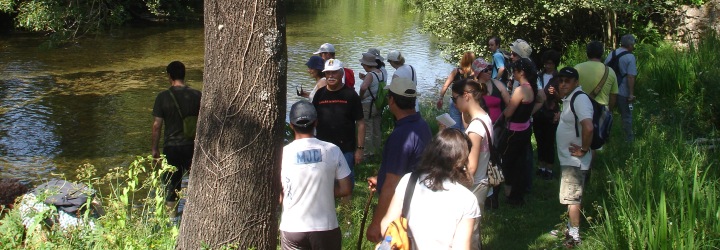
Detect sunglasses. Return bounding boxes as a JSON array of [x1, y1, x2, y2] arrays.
[[450, 95, 459, 103]]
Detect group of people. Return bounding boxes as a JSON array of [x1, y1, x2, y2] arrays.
[[282, 35, 638, 249]]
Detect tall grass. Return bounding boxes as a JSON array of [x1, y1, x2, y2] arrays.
[[579, 33, 720, 249]]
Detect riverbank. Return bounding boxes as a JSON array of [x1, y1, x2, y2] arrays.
[[2, 36, 719, 249]]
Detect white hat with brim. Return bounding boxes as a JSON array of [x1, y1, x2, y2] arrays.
[[509, 39, 532, 59], [323, 59, 343, 72], [385, 77, 420, 97], [359, 53, 378, 66]]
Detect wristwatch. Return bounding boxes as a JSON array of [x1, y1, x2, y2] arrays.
[[580, 148, 589, 153], [357, 146, 365, 150]]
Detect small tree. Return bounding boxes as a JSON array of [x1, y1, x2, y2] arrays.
[[176, 0, 286, 248]]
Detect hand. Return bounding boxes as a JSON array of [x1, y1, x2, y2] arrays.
[[359, 72, 366, 80], [548, 86, 556, 95], [367, 176, 378, 192], [553, 112, 560, 123], [628, 95, 636, 102], [366, 220, 383, 243], [436, 99, 443, 109], [355, 148, 364, 165], [152, 149, 161, 166], [569, 143, 588, 157]]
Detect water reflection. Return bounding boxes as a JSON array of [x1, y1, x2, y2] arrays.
[[0, 0, 453, 182]]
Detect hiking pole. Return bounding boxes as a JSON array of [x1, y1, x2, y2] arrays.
[[357, 189, 375, 250]]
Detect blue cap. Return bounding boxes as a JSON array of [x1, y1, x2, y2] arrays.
[[305, 55, 325, 71]]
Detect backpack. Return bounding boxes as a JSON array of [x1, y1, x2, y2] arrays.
[[493, 50, 510, 85], [570, 91, 613, 150], [368, 71, 387, 116], [168, 88, 198, 140], [605, 50, 631, 85], [344, 68, 356, 88]]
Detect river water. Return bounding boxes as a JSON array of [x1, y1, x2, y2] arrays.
[[0, 0, 454, 182]]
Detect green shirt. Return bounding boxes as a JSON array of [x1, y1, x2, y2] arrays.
[[152, 86, 202, 146], [574, 61, 618, 106]]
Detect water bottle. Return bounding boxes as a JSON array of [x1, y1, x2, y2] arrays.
[[377, 236, 392, 250]]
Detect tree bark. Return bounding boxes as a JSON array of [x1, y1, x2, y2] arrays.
[[176, 0, 286, 248]]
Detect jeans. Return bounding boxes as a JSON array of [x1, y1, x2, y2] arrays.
[[616, 96, 634, 142], [449, 101, 464, 130]]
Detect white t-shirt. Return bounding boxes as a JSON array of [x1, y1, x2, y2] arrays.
[[539, 73, 554, 88], [465, 115, 492, 184], [391, 64, 419, 111], [556, 87, 593, 170], [392, 64, 417, 84], [280, 138, 352, 232], [393, 173, 480, 249]]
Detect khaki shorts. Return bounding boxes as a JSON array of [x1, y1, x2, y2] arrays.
[[559, 165, 588, 205]]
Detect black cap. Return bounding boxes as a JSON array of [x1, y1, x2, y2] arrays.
[[558, 67, 579, 80], [289, 100, 317, 128]]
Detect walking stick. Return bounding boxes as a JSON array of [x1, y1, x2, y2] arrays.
[[356, 189, 375, 250]]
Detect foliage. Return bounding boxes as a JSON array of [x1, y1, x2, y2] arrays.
[[0, 155, 179, 249], [408, 0, 706, 63], [633, 32, 720, 136], [0, 0, 202, 43]]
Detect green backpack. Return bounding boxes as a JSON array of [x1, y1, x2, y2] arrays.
[[168, 88, 198, 140], [369, 71, 388, 114]]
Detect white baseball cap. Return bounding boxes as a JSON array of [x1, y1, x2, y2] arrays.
[[313, 43, 336, 54], [322, 59, 344, 72]]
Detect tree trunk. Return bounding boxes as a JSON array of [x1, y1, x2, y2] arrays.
[[176, 0, 286, 248]]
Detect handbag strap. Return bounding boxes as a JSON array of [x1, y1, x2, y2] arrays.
[[401, 171, 420, 218], [590, 66, 609, 98], [471, 117, 502, 165], [167, 87, 185, 119]]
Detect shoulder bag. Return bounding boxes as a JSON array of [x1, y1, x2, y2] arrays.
[[382, 171, 420, 250]]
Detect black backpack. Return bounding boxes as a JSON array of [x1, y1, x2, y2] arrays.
[[570, 91, 613, 150], [605, 50, 631, 85]]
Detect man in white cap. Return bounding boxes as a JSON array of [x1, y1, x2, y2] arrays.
[[365, 77, 432, 243], [605, 34, 637, 142], [280, 100, 353, 250], [313, 43, 356, 89], [311, 59, 366, 190], [387, 50, 419, 111]]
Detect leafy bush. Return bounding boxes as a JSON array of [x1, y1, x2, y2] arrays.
[[0, 156, 179, 249]]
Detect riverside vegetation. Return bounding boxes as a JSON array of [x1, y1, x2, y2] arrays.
[[2, 34, 719, 249]]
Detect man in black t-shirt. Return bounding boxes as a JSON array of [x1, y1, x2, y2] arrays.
[[151, 61, 201, 216], [312, 59, 366, 188]]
